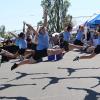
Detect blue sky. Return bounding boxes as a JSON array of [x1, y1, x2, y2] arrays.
[[69, 0, 100, 16], [0, 0, 100, 31]]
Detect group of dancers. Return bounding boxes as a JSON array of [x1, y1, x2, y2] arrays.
[[0, 9, 100, 70]]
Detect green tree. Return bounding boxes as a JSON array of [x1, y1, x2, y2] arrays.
[[41, 0, 72, 33], [0, 25, 6, 37], [0, 25, 12, 39]]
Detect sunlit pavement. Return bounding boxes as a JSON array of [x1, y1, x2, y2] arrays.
[[0, 51, 100, 100]]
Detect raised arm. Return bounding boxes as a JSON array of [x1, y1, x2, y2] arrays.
[[23, 21, 25, 33], [8, 32, 18, 38], [43, 7, 48, 27], [25, 22, 38, 35], [33, 34, 38, 44]]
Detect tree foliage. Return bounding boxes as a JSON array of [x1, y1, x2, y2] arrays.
[[0, 25, 6, 37], [0, 25, 5, 33], [41, 0, 72, 33], [0, 25, 12, 39]]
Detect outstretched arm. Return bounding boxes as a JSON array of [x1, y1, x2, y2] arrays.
[[33, 35, 38, 44], [23, 21, 25, 33], [8, 32, 18, 38], [25, 22, 38, 35], [43, 8, 48, 27]]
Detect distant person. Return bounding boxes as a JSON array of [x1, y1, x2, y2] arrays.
[[60, 26, 72, 51], [51, 33, 60, 46], [74, 25, 84, 46], [59, 25, 87, 53], [73, 25, 100, 61]]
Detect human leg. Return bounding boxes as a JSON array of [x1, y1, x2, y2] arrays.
[[47, 48, 64, 56], [73, 45, 100, 61], [18, 49, 35, 61], [80, 52, 96, 59], [0, 49, 17, 59], [11, 57, 37, 70], [69, 43, 84, 51], [69, 43, 90, 52], [24, 49, 35, 59], [73, 52, 96, 61]]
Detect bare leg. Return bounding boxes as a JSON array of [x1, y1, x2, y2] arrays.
[[47, 48, 64, 56], [80, 52, 96, 59], [86, 46, 95, 53], [24, 49, 35, 55], [1, 49, 17, 59], [73, 52, 97, 61], [18, 59, 33, 66], [69, 43, 84, 51], [11, 57, 37, 70], [24, 49, 35, 59], [17, 49, 35, 61]]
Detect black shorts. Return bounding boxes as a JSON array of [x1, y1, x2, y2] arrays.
[[2, 45, 19, 53], [27, 43, 37, 50], [12, 46, 19, 53], [60, 41, 69, 51], [34, 49, 48, 60], [18, 48, 26, 55], [94, 45, 100, 54], [74, 39, 83, 46]]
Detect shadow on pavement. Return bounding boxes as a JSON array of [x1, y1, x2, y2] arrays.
[[67, 87, 100, 100], [7, 72, 48, 82], [0, 96, 29, 100], [0, 83, 36, 91], [58, 67, 100, 76]]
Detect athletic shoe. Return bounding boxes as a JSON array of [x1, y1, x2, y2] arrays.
[[73, 56, 79, 61], [11, 63, 18, 70]]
